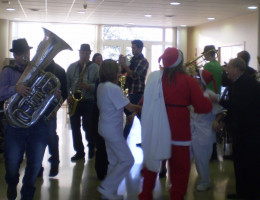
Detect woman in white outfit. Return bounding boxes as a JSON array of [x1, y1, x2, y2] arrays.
[[97, 59, 141, 200], [190, 69, 222, 192]]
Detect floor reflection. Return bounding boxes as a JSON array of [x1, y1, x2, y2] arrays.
[[0, 106, 235, 200]]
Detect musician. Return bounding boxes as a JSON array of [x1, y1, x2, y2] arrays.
[[119, 39, 149, 139], [202, 45, 222, 161], [202, 45, 222, 94], [67, 44, 99, 161], [221, 58, 260, 199], [38, 60, 68, 177], [0, 38, 49, 200]]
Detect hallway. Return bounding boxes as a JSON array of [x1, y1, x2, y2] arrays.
[[0, 106, 235, 200]]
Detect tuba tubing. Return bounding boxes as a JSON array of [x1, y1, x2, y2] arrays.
[[4, 27, 72, 128]]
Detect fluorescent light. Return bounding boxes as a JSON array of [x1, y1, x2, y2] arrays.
[[208, 17, 215, 21], [248, 6, 257, 10], [77, 11, 85, 14], [170, 2, 180, 5], [144, 14, 152, 18], [6, 8, 15, 11]]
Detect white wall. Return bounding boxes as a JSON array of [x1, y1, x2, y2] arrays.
[[188, 12, 258, 69]]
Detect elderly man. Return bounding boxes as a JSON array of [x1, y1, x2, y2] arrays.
[[221, 58, 260, 200]]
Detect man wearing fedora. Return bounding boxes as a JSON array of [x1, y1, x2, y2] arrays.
[[202, 45, 222, 94], [0, 38, 49, 200], [202, 45, 223, 162], [67, 43, 99, 161]]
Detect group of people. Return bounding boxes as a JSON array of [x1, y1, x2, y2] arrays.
[[0, 34, 259, 200]]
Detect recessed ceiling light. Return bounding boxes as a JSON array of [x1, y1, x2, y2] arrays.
[[6, 8, 15, 11], [165, 15, 174, 18], [77, 11, 85, 14], [144, 14, 152, 18], [248, 6, 257, 10], [170, 2, 180, 5], [208, 17, 215, 21]]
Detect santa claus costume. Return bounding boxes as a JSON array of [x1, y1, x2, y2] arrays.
[[139, 47, 213, 200]]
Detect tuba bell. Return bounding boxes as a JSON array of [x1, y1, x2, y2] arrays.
[[4, 27, 72, 128]]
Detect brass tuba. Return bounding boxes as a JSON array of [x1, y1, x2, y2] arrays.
[[4, 27, 72, 128]]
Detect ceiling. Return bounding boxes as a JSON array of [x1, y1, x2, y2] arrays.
[[0, 0, 259, 27]]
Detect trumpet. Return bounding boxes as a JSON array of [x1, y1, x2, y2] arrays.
[[185, 49, 218, 76]]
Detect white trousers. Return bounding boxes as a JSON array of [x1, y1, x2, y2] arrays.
[[191, 138, 213, 185], [101, 136, 134, 194]]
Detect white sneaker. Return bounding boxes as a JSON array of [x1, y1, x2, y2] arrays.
[[196, 183, 211, 192], [98, 186, 124, 200]]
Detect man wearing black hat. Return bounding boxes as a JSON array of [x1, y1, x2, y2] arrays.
[[0, 38, 49, 200], [202, 45, 223, 162], [202, 45, 222, 94], [67, 43, 99, 161]]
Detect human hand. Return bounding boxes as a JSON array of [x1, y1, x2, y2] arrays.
[[54, 89, 61, 98], [15, 84, 31, 97], [77, 82, 90, 90], [67, 96, 73, 104]]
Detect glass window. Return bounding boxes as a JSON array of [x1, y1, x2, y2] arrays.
[[151, 45, 163, 72], [103, 26, 163, 41], [102, 46, 121, 60], [11, 22, 97, 71], [165, 28, 173, 42]]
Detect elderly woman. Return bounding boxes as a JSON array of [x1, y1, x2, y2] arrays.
[[139, 47, 213, 200]]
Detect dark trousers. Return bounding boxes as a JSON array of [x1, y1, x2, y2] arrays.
[[47, 116, 59, 166], [232, 134, 260, 198], [4, 120, 48, 200], [123, 93, 143, 139], [91, 103, 108, 180], [70, 100, 95, 155]]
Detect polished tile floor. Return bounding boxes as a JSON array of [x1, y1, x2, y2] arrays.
[[0, 106, 236, 200]]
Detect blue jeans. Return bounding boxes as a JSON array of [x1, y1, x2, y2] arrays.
[[4, 119, 48, 200], [47, 116, 59, 166], [70, 100, 95, 155]]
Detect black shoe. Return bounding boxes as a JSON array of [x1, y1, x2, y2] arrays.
[[88, 148, 95, 159], [227, 193, 245, 199], [37, 167, 44, 177], [71, 153, 85, 162], [49, 165, 59, 177], [7, 186, 17, 200], [159, 169, 167, 178]]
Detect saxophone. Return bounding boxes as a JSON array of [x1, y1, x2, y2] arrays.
[[68, 62, 87, 116], [4, 28, 72, 128]]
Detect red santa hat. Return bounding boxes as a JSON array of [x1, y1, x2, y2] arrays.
[[158, 47, 183, 68], [199, 69, 218, 93]]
